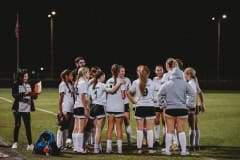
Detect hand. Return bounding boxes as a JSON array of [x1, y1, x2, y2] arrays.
[[58, 111, 63, 116], [119, 79, 126, 85], [202, 104, 206, 113]]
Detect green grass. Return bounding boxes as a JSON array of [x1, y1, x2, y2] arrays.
[[0, 88, 240, 160]]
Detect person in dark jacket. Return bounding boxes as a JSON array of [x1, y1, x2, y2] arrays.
[[11, 69, 38, 150]]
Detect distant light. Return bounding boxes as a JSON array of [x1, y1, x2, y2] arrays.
[[32, 70, 36, 75], [51, 11, 56, 15], [211, 17, 215, 21], [40, 67, 44, 71], [222, 14, 227, 19], [48, 14, 51, 18]]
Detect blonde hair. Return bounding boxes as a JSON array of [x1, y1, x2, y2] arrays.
[[184, 67, 202, 93], [166, 58, 178, 70], [74, 67, 89, 88]]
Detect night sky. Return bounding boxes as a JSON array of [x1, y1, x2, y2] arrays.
[[0, 1, 239, 80]]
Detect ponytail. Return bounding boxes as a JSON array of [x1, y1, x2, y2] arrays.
[[139, 66, 150, 96], [93, 71, 105, 89], [111, 64, 119, 85]]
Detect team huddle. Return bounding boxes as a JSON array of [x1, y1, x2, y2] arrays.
[[56, 56, 206, 156]]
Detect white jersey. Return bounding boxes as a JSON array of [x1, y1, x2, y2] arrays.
[[18, 83, 32, 112], [74, 79, 88, 108], [162, 72, 171, 84], [59, 81, 74, 113], [89, 82, 107, 106], [123, 77, 131, 104], [129, 78, 155, 107], [106, 77, 125, 113], [152, 77, 162, 107], [187, 79, 197, 106]]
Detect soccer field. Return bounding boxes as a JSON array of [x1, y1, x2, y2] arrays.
[[0, 88, 240, 160]]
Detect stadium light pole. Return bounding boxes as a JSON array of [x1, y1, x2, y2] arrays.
[[212, 14, 227, 81], [48, 11, 56, 79]]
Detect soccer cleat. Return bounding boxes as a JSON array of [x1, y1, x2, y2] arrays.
[[136, 149, 142, 154], [11, 142, 18, 149], [180, 151, 190, 156], [162, 150, 172, 156], [195, 145, 200, 151], [27, 144, 34, 151], [106, 148, 112, 154], [148, 149, 156, 154], [153, 141, 160, 148]]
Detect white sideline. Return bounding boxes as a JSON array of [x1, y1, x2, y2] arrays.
[[0, 96, 136, 139], [0, 97, 57, 116]]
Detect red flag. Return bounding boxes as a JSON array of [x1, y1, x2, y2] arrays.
[[15, 14, 19, 38]]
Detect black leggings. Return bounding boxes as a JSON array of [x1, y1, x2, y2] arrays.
[[13, 112, 32, 145]]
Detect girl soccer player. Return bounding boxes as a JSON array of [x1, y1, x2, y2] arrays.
[[158, 67, 196, 156], [119, 65, 132, 145], [89, 71, 125, 153], [184, 67, 206, 151], [57, 69, 75, 149], [72, 67, 90, 153], [128, 65, 156, 154], [153, 65, 165, 147], [105, 64, 126, 154], [11, 69, 38, 150]]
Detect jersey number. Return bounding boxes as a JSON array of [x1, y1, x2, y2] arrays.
[[143, 88, 148, 96]]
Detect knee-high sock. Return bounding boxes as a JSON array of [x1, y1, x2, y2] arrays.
[[189, 130, 196, 146], [91, 128, 96, 145], [76, 133, 84, 152], [137, 130, 143, 149], [165, 133, 172, 152], [195, 130, 200, 146], [63, 129, 68, 146], [72, 133, 77, 151], [154, 125, 160, 142], [117, 140, 122, 153], [178, 132, 187, 152], [106, 139, 112, 152], [126, 125, 132, 143], [56, 129, 63, 148], [143, 128, 147, 142], [147, 130, 154, 149]]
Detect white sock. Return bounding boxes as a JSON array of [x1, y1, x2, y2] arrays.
[[154, 125, 160, 142], [189, 130, 196, 146], [147, 130, 154, 149], [56, 129, 63, 148], [195, 130, 200, 146], [72, 133, 77, 151], [165, 133, 172, 152], [94, 143, 99, 153], [106, 139, 112, 152], [173, 129, 178, 145], [137, 130, 143, 149], [126, 125, 132, 143], [117, 140, 122, 153], [76, 133, 84, 152], [162, 126, 166, 136], [178, 132, 187, 152]]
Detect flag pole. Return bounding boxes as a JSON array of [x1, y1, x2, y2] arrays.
[[16, 13, 20, 71]]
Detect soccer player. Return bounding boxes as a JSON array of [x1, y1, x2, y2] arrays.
[[152, 64, 165, 147], [105, 64, 126, 154], [72, 67, 90, 153], [88, 71, 125, 153], [72, 56, 86, 83], [57, 69, 75, 149], [158, 67, 196, 156], [119, 65, 133, 145], [184, 67, 206, 151], [128, 65, 156, 154], [11, 69, 38, 150]]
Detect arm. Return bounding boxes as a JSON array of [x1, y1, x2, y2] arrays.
[[81, 93, 89, 116], [198, 91, 206, 112], [127, 90, 136, 104], [58, 92, 64, 115]]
